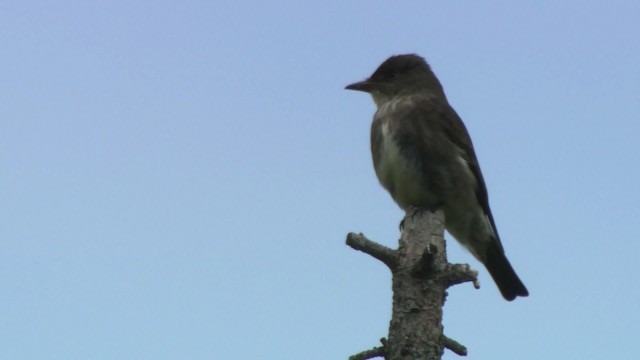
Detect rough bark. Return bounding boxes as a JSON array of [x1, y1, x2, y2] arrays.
[[346, 208, 478, 360]]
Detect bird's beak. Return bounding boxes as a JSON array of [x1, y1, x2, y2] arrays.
[[345, 80, 378, 93]]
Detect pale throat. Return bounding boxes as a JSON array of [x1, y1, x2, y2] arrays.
[[370, 91, 394, 108]]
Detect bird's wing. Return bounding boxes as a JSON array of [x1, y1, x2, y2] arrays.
[[436, 102, 505, 251]]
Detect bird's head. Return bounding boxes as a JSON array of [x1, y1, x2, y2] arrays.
[[345, 54, 445, 106]]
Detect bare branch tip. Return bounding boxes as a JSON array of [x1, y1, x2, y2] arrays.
[[348, 345, 385, 360], [442, 334, 468, 356], [345, 232, 398, 269]]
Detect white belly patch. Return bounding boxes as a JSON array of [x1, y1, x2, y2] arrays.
[[375, 123, 436, 208]]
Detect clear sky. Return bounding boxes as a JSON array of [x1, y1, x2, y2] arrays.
[[2, 1, 639, 359]]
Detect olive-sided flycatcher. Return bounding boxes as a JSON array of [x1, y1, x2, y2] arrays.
[[345, 54, 528, 301]]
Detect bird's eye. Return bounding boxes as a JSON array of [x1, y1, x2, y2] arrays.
[[390, 71, 400, 78]]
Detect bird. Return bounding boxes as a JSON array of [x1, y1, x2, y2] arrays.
[[345, 54, 528, 301]]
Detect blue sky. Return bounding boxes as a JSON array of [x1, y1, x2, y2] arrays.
[[2, 1, 639, 359]]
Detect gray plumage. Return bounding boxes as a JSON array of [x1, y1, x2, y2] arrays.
[[346, 54, 528, 300]]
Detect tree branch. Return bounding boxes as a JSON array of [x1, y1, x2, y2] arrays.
[[346, 232, 398, 270], [441, 263, 480, 289], [348, 345, 385, 360], [349, 338, 387, 360], [442, 334, 468, 356], [347, 208, 475, 359]]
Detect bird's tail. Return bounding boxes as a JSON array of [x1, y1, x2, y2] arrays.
[[484, 242, 529, 301]]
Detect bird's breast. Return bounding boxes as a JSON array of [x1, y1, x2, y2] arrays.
[[373, 122, 438, 209]]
